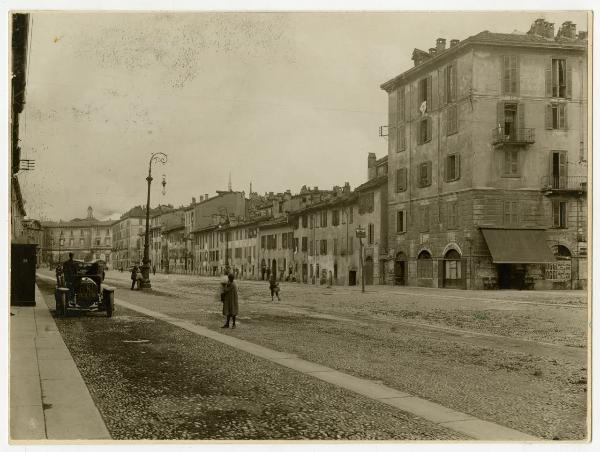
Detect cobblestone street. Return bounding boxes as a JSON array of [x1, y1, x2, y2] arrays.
[[37, 270, 588, 440]]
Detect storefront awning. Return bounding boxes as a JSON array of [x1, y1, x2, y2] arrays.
[[481, 228, 556, 264]]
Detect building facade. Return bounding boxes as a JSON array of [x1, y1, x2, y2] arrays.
[[111, 206, 146, 270], [42, 207, 114, 266], [381, 19, 588, 289]]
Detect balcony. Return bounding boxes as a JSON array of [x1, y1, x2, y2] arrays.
[[541, 175, 587, 194], [491, 127, 535, 146]]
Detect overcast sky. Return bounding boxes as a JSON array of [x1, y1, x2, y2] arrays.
[[17, 11, 588, 221]]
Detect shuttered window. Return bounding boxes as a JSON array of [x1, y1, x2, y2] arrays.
[[417, 117, 432, 144], [419, 206, 430, 232], [503, 201, 520, 225], [445, 62, 457, 103], [445, 154, 461, 182], [368, 223, 375, 245], [417, 161, 432, 187], [447, 104, 458, 135], [447, 202, 458, 230], [418, 76, 432, 112], [503, 150, 519, 176], [545, 103, 568, 130], [396, 210, 406, 233], [396, 168, 407, 193], [398, 124, 406, 152], [552, 200, 568, 228], [502, 55, 520, 95], [398, 87, 405, 123]]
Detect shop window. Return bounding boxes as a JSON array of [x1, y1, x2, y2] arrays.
[[417, 250, 433, 278]]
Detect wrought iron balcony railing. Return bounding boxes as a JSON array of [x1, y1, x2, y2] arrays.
[[491, 127, 535, 146], [541, 175, 587, 193]]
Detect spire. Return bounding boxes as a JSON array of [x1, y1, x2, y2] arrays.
[[228, 171, 232, 192], [250, 181, 253, 195]]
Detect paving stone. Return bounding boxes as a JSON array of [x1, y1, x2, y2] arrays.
[[10, 404, 45, 440]]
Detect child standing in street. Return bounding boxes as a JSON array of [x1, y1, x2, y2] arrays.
[[269, 273, 281, 302]]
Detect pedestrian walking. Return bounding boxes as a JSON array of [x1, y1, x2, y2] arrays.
[[221, 273, 238, 329], [131, 265, 138, 290], [269, 273, 281, 301], [152, 264, 156, 275]]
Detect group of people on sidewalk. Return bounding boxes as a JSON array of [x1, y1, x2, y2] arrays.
[[217, 270, 282, 329]]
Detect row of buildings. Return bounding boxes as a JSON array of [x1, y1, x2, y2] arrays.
[[37, 18, 588, 290]]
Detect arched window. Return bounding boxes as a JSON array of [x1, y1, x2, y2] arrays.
[[417, 250, 433, 278], [444, 249, 462, 281]]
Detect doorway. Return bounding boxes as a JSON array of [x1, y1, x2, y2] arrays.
[[443, 249, 463, 289], [394, 252, 407, 286], [497, 264, 525, 289], [348, 270, 357, 286]]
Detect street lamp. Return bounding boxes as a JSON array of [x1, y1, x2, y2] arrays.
[[355, 225, 366, 293], [140, 152, 168, 289], [58, 230, 64, 264]]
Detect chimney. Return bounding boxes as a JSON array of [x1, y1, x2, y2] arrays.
[[578, 30, 588, 40], [528, 18, 546, 36], [192, 197, 196, 205], [436, 38, 446, 52], [544, 22, 555, 38], [205, 193, 209, 200], [557, 21, 576, 39], [428, 48, 437, 56], [343, 182, 351, 194], [450, 39, 460, 48], [367, 152, 377, 180]]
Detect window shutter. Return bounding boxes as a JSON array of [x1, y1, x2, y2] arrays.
[[559, 151, 567, 180], [512, 55, 519, 95], [451, 63, 457, 101], [416, 121, 422, 145], [444, 156, 448, 182], [496, 102, 505, 130], [401, 168, 407, 191], [566, 60, 573, 98], [545, 104, 553, 129], [545, 58, 552, 97], [427, 161, 432, 185], [427, 117, 432, 141], [517, 102, 525, 133], [552, 200, 559, 227], [431, 72, 438, 111], [440, 66, 447, 105], [399, 124, 405, 151], [456, 153, 461, 179], [389, 90, 397, 152], [501, 55, 509, 94], [426, 76, 432, 111], [562, 103, 568, 130], [398, 88, 405, 123]]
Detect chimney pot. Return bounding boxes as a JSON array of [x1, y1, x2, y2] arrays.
[[436, 38, 446, 51], [192, 197, 196, 204], [450, 39, 460, 48], [578, 30, 587, 40], [428, 48, 437, 55]]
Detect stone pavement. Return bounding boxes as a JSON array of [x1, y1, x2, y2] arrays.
[[9, 284, 111, 441]]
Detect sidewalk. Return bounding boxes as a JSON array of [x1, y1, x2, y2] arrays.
[[9, 284, 111, 441]]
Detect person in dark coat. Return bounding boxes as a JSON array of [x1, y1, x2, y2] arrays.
[[221, 273, 239, 329], [131, 265, 138, 290], [152, 264, 156, 275], [63, 253, 77, 298], [269, 272, 280, 301]]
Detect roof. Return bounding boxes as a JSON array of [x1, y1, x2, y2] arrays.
[[42, 218, 115, 228], [162, 223, 185, 234], [289, 193, 357, 216], [258, 217, 289, 230], [381, 30, 587, 92], [355, 175, 388, 193]]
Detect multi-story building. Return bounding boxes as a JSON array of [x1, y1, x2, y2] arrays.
[[42, 207, 114, 266], [257, 217, 295, 281], [381, 18, 588, 289], [161, 211, 185, 273], [111, 206, 146, 270], [149, 204, 175, 271], [223, 217, 262, 279]]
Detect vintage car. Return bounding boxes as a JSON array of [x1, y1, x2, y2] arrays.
[[55, 259, 114, 317]]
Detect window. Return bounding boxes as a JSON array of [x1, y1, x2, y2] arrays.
[[418, 117, 432, 144], [396, 210, 406, 233], [261, 236, 266, 249], [333, 238, 338, 255], [546, 103, 567, 130], [368, 223, 375, 245], [95, 238, 100, 246], [550, 58, 567, 98], [419, 206, 430, 232], [349, 207, 354, 224], [282, 233, 288, 249], [417, 162, 432, 187], [358, 192, 375, 214], [396, 168, 407, 193], [447, 202, 458, 229], [348, 237, 354, 255], [302, 215, 308, 228], [418, 76, 432, 111], [502, 55, 519, 95], [447, 104, 458, 135], [550, 151, 568, 189], [444, 250, 462, 280], [446, 154, 460, 182], [552, 200, 568, 228], [80, 238, 84, 245], [309, 240, 314, 256], [320, 210, 328, 228], [398, 124, 406, 152], [503, 200, 519, 225], [445, 62, 457, 103], [301, 237, 308, 252], [69, 238, 74, 246], [332, 209, 339, 226], [309, 215, 314, 229], [503, 150, 519, 176], [398, 87, 405, 123], [320, 239, 328, 255], [417, 251, 433, 278]]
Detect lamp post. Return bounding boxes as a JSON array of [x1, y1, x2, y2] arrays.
[[356, 225, 366, 293], [58, 231, 64, 263], [140, 152, 168, 289]]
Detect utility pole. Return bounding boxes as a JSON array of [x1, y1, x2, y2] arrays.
[[356, 225, 366, 293]]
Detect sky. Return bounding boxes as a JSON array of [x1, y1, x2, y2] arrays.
[[16, 10, 588, 222]]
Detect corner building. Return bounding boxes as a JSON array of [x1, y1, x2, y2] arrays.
[[381, 19, 588, 290]]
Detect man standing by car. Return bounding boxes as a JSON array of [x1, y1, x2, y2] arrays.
[[63, 253, 77, 299]]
